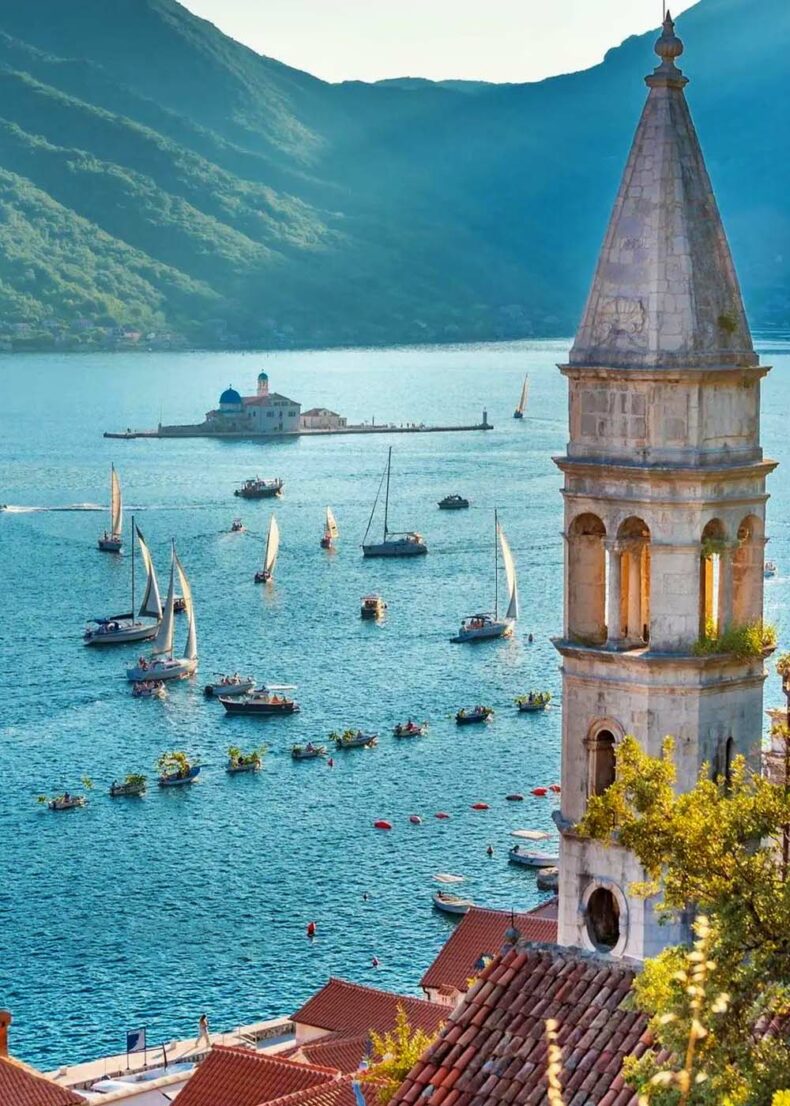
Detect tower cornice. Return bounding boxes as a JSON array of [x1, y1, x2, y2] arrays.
[[559, 363, 771, 383], [554, 456, 777, 481]]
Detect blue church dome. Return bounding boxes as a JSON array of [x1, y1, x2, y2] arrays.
[[219, 386, 242, 407]]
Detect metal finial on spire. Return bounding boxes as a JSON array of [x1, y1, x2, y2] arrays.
[[655, 10, 684, 69]]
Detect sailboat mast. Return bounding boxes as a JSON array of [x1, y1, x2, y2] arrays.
[[131, 514, 136, 615], [494, 509, 499, 620], [383, 446, 392, 539]]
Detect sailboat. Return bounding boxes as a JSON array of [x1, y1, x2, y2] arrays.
[[451, 511, 518, 642], [126, 544, 197, 681], [362, 448, 427, 558], [85, 520, 163, 645], [320, 507, 339, 550], [513, 374, 529, 420], [255, 515, 280, 582], [98, 464, 123, 551]]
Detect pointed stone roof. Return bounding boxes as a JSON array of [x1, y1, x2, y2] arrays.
[[570, 12, 757, 371]]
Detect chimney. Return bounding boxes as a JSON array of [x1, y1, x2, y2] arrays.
[[0, 1010, 11, 1057]]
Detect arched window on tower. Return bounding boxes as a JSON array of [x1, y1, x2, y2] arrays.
[[567, 514, 606, 645], [700, 519, 727, 637], [616, 517, 651, 645], [587, 729, 617, 797], [732, 515, 764, 627], [585, 888, 620, 951]]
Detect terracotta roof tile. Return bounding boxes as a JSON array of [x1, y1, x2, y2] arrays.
[[421, 910, 558, 994], [293, 979, 446, 1039], [175, 1045, 340, 1106], [391, 945, 646, 1106], [0, 1057, 85, 1106], [263, 1073, 381, 1106], [285, 1037, 371, 1075]]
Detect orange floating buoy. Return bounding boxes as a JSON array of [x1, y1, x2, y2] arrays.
[[409, 814, 422, 825], [434, 811, 450, 820], [549, 784, 561, 793], [373, 819, 393, 830], [471, 802, 490, 810], [531, 787, 548, 797], [306, 921, 317, 938], [506, 793, 524, 801]]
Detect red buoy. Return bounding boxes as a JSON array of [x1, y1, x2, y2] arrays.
[[373, 819, 393, 830], [306, 921, 316, 938], [471, 802, 490, 810], [506, 793, 524, 801], [531, 787, 548, 797], [409, 814, 422, 825], [549, 784, 561, 793], [434, 811, 450, 820]]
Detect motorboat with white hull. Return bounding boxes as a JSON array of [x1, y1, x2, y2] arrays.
[[204, 675, 255, 698], [98, 464, 123, 552], [362, 447, 427, 558], [126, 543, 197, 682], [85, 520, 163, 645], [255, 515, 280, 583], [451, 511, 518, 643], [508, 846, 560, 869], [432, 891, 473, 916]]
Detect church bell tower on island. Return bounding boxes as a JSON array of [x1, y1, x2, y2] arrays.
[[554, 13, 776, 960]]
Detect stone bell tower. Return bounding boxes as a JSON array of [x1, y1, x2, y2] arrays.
[[554, 13, 775, 960]]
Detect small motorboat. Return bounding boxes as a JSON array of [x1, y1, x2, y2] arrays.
[[432, 891, 473, 916], [226, 746, 264, 773], [230, 518, 245, 533], [204, 675, 255, 698], [765, 560, 777, 579], [47, 793, 87, 812], [455, 706, 494, 725], [292, 743, 327, 760], [516, 692, 552, 713], [334, 730, 378, 749], [98, 464, 123, 552], [234, 477, 283, 499], [438, 495, 470, 510], [393, 720, 427, 738], [220, 687, 299, 715], [508, 845, 560, 869], [361, 595, 387, 620], [159, 765, 201, 787], [109, 775, 147, 798], [132, 680, 167, 699], [173, 596, 187, 613]]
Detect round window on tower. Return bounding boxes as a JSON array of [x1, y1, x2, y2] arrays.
[[585, 887, 621, 951]]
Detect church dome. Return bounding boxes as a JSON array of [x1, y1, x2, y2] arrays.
[[219, 386, 242, 408], [257, 371, 269, 381]]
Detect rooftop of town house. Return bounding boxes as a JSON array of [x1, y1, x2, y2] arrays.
[[292, 979, 447, 1038]]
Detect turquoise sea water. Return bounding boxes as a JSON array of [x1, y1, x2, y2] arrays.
[[1, 339, 789, 1070]]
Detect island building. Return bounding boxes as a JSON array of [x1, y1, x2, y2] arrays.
[[205, 372, 301, 435]]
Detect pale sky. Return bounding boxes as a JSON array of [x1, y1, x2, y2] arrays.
[[181, 0, 699, 84]]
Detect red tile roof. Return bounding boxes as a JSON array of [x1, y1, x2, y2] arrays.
[[525, 897, 559, 920], [286, 1036, 371, 1074], [293, 979, 446, 1039], [392, 945, 647, 1106], [420, 908, 558, 993], [266, 1073, 381, 1106], [174, 1046, 340, 1106], [0, 1056, 85, 1106]]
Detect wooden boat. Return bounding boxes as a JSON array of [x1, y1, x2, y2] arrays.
[[98, 464, 123, 551], [159, 765, 201, 787], [508, 846, 560, 869], [226, 749, 262, 773], [126, 544, 197, 682], [254, 515, 280, 583], [516, 692, 551, 713], [234, 476, 283, 499], [361, 595, 387, 620], [48, 794, 87, 811], [109, 776, 147, 797], [291, 743, 327, 760], [451, 511, 518, 643], [334, 730, 378, 749], [85, 520, 162, 645], [764, 559, 777, 578], [220, 687, 299, 715], [204, 675, 255, 698], [432, 891, 473, 916], [321, 506, 339, 549], [132, 680, 167, 699], [362, 448, 427, 557], [455, 706, 494, 725], [513, 373, 529, 420], [393, 721, 428, 738]]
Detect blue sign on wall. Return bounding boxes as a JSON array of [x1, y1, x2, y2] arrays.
[[126, 1027, 147, 1055]]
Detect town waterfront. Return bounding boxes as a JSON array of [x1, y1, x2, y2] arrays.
[[2, 338, 789, 1070]]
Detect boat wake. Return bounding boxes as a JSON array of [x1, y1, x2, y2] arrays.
[[0, 503, 105, 513]]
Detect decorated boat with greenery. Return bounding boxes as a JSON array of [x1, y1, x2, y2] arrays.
[[516, 691, 552, 713], [157, 751, 200, 787], [226, 745, 266, 773], [291, 743, 327, 760], [110, 773, 148, 798], [393, 720, 428, 738], [332, 729, 378, 749], [455, 705, 494, 725]]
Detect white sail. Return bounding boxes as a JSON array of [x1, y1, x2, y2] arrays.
[[498, 523, 519, 621], [264, 515, 280, 576], [110, 465, 122, 535], [136, 526, 162, 620], [516, 374, 529, 415], [151, 549, 175, 656], [174, 550, 197, 661], [326, 506, 339, 540]]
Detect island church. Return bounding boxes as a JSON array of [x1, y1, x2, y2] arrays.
[[205, 371, 301, 434]]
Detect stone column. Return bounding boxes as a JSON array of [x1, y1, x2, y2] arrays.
[[717, 546, 734, 631], [606, 542, 622, 647], [626, 543, 643, 643]]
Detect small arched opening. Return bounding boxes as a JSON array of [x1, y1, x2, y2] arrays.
[[700, 519, 727, 637], [567, 513, 607, 644], [616, 517, 651, 645], [585, 887, 621, 951], [724, 736, 735, 791], [732, 514, 764, 627], [587, 728, 617, 798]]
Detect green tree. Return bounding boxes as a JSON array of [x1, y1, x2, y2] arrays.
[[577, 736, 790, 1105], [364, 1005, 442, 1104]]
